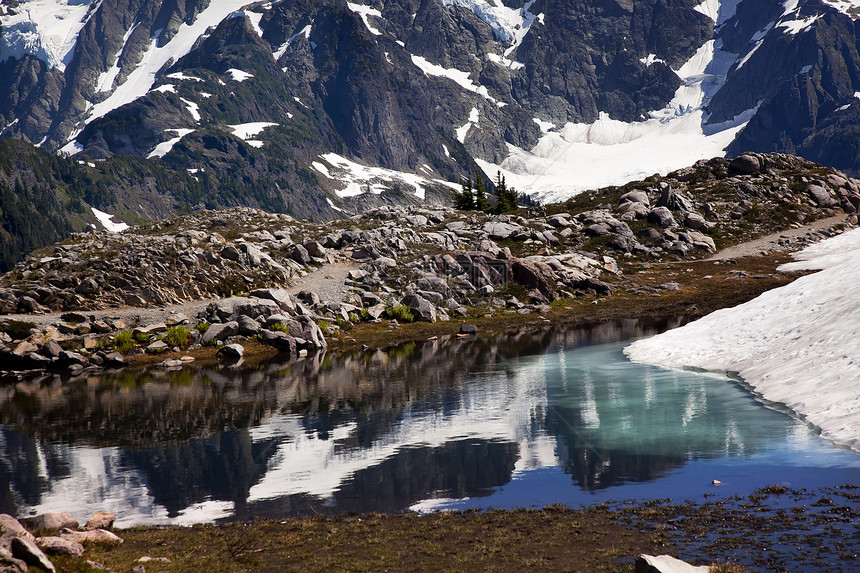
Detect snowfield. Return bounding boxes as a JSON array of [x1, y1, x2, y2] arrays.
[[625, 228, 860, 453]]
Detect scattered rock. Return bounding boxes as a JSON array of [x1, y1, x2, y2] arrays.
[[83, 511, 116, 531], [20, 512, 78, 532]]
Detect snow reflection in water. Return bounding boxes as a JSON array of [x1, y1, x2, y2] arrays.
[[0, 320, 857, 525]]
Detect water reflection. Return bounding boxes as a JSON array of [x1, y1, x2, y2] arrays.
[[0, 318, 857, 525]]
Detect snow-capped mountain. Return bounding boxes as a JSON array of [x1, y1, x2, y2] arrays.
[[0, 0, 859, 219]]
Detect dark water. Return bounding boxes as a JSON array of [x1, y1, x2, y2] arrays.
[[0, 319, 857, 526]]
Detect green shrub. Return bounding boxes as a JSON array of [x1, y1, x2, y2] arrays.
[[269, 322, 289, 334], [164, 325, 190, 349], [133, 331, 151, 343], [359, 308, 372, 321], [114, 330, 135, 354], [196, 321, 210, 335], [384, 305, 414, 322], [317, 320, 329, 333]]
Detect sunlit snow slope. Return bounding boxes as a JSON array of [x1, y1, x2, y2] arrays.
[[625, 228, 860, 453], [479, 0, 752, 203]]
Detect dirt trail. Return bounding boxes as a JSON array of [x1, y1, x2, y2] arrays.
[[707, 215, 848, 260], [3, 257, 363, 330]]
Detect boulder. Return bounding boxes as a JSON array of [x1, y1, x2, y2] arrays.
[[807, 184, 837, 207], [11, 536, 55, 572], [36, 536, 84, 557], [401, 294, 437, 323], [0, 547, 27, 573], [459, 324, 478, 335], [0, 516, 33, 541], [512, 259, 556, 301], [217, 344, 244, 361], [482, 221, 521, 240], [647, 207, 677, 228], [730, 154, 761, 174], [202, 321, 239, 343], [83, 511, 115, 531], [259, 330, 296, 355], [19, 512, 78, 532], [619, 190, 650, 206], [237, 315, 261, 336], [291, 244, 311, 264], [60, 528, 123, 545], [250, 288, 296, 312]]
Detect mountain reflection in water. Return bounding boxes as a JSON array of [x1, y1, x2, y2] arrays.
[[0, 318, 857, 525]]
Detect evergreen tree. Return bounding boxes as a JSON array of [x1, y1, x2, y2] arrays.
[[493, 171, 518, 214], [474, 170, 490, 212], [453, 177, 474, 210]]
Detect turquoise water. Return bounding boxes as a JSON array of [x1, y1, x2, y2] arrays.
[[0, 321, 857, 525]]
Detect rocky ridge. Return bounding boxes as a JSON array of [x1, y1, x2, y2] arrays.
[[0, 152, 857, 376], [0, 511, 123, 573]]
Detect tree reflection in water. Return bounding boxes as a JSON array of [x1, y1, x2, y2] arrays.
[[0, 317, 855, 524]]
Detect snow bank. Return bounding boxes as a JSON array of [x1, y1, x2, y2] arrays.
[[625, 228, 860, 452], [315, 153, 459, 199], [90, 207, 130, 232], [147, 128, 195, 159], [438, 0, 540, 55], [0, 0, 97, 71], [228, 122, 278, 140]]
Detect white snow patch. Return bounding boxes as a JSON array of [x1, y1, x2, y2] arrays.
[[200, 91, 212, 98], [245, 140, 264, 148], [245, 10, 264, 38], [147, 128, 194, 159], [273, 24, 312, 60], [456, 106, 480, 143], [487, 52, 525, 70], [346, 3, 382, 36], [180, 97, 200, 121], [325, 197, 344, 212], [165, 72, 204, 82], [227, 121, 277, 140], [84, 0, 251, 126], [226, 68, 254, 82], [96, 22, 139, 93], [532, 117, 555, 133], [820, 0, 860, 18], [639, 54, 665, 67], [694, 0, 742, 25], [438, 0, 540, 57], [318, 153, 458, 199], [59, 140, 83, 156], [91, 206, 130, 232], [411, 54, 496, 102], [0, 0, 98, 71], [442, 144, 450, 157], [153, 84, 176, 93], [626, 227, 860, 453], [778, 14, 822, 35], [480, 32, 747, 204], [798, 64, 813, 75], [312, 161, 331, 178]]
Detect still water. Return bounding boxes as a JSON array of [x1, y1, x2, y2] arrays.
[[1, 320, 858, 526]]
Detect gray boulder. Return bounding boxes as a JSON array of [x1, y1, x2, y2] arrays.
[[647, 207, 677, 228], [36, 536, 84, 557], [730, 154, 761, 174], [11, 536, 56, 573], [401, 294, 437, 323], [20, 512, 78, 532], [202, 321, 239, 343], [482, 221, 521, 240], [807, 184, 837, 207], [217, 344, 244, 361], [237, 315, 261, 336]]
